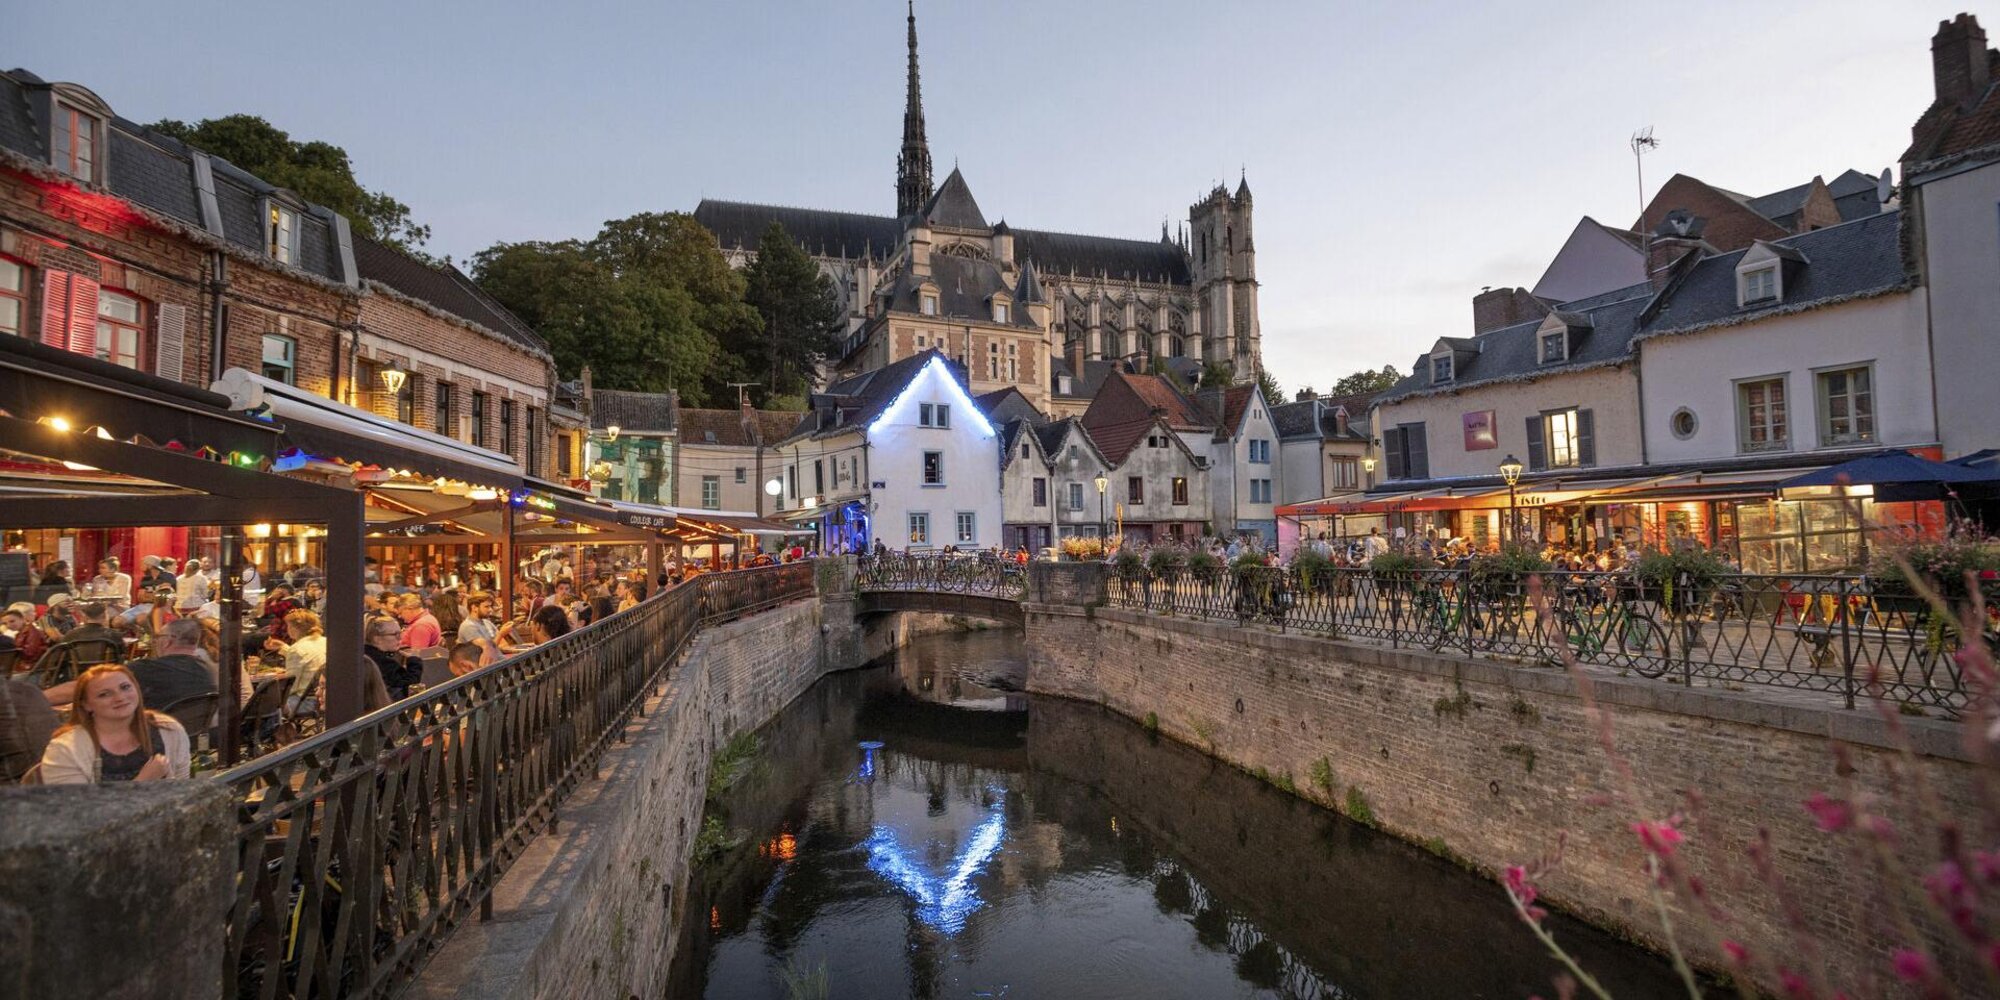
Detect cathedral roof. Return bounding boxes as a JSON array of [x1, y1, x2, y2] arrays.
[[922, 168, 988, 230], [1013, 228, 1191, 285], [693, 199, 900, 260]]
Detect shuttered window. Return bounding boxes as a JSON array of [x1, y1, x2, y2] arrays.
[[95, 289, 146, 370], [1527, 409, 1595, 471], [154, 303, 188, 381], [39, 270, 101, 357]]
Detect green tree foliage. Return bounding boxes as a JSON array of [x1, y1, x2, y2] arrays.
[[1329, 364, 1403, 397], [742, 223, 845, 406], [1198, 360, 1236, 389], [148, 115, 431, 254], [1255, 368, 1285, 408]]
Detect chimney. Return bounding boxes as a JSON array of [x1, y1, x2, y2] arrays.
[[1472, 286, 1549, 335], [1067, 339, 1086, 389], [1293, 387, 1317, 402], [1933, 13, 1992, 108]]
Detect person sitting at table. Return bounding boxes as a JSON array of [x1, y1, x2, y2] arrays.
[[527, 604, 572, 644], [2, 603, 47, 669], [0, 662, 59, 782], [39, 559, 76, 595], [264, 610, 327, 710], [37, 663, 190, 784], [261, 585, 303, 641], [115, 618, 217, 720], [395, 593, 443, 653], [363, 619, 423, 702], [447, 641, 483, 678], [137, 555, 176, 595]]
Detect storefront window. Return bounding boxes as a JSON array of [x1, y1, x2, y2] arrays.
[[1732, 499, 1866, 574]]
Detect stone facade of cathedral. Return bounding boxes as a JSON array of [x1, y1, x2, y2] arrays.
[[692, 3, 1262, 413]]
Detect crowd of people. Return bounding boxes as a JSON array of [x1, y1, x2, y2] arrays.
[[0, 544, 695, 786]]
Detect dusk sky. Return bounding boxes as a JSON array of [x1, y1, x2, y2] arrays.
[[8, 1, 1966, 393]]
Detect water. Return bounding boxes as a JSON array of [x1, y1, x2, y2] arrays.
[[670, 630, 1684, 999]]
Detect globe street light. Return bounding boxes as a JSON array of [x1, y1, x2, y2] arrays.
[[1093, 472, 1109, 542], [764, 477, 783, 497], [1362, 454, 1377, 487], [1497, 454, 1524, 545]]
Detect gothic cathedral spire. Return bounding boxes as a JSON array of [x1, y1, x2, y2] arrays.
[[896, 0, 934, 218]]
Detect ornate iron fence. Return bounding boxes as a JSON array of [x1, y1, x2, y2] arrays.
[[856, 552, 1028, 600], [1105, 565, 1991, 715], [221, 562, 813, 1000]]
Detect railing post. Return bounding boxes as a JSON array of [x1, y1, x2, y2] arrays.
[[1838, 576, 1856, 710], [1463, 570, 1475, 658]]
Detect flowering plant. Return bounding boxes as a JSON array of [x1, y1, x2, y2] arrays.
[[1058, 536, 1104, 561], [1868, 527, 2000, 603]]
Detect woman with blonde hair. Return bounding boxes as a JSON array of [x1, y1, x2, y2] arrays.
[[264, 609, 329, 714], [37, 663, 190, 784]]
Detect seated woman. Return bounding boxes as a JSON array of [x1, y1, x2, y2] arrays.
[[38, 663, 190, 784], [264, 609, 328, 715]]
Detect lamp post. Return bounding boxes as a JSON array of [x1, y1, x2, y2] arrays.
[[1362, 455, 1376, 488], [1093, 472, 1109, 542], [1498, 454, 1524, 546]]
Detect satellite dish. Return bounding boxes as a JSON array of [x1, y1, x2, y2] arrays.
[[1876, 168, 1895, 206]]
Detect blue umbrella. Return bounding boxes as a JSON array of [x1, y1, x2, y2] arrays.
[[1779, 448, 2000, 502]]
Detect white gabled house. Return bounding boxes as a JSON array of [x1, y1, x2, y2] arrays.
[[772, 350, 1002, 552]]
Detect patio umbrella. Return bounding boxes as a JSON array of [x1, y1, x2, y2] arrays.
[[1778, 448, 2000, 502]]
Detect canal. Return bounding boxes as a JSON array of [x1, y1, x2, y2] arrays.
[[669, 629, 1683, 999]]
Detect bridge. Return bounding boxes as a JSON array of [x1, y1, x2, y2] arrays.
[[854, 554, 1027, 627]]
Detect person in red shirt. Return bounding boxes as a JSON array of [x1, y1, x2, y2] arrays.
[[394, 593, 444, 651]]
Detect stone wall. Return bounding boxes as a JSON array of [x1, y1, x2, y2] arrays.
[[1025, 598, 1980, 994], [412, 598, 834, 1000]]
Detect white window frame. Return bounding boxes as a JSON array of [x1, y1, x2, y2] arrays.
[[261, 333, 297, 385], [1815, 364, 1875, 448], [701, 476, 721, 509], [908, 512, 930, 546], [994, 302, 1009, 323], [921, 293, 939, 316], [269, 203, 299, 265], [1740, 266, 1778, 305], [1543, 408, 1581, 469], [1431, 354, 1453, 384], [51, 102, 100, 183], [1067, 482, 1085, 511], [1736, 375, 1790, 454], [955, 511, 976, 544], [0, 255, 26, 337], [94, 288, 145, 370]]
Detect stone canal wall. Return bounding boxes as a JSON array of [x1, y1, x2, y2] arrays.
[[1024, 592, 1981, 993], [413, 598, 838, 1000]]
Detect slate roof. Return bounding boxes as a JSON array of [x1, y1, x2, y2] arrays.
[[693, 199, 902, 261], [998, 417, 1030, 468], [1033, 420, 1074, 458], [975, 386, 1044, 427], [0, 68, 350, 284], [1272, 395, 1377, 442], [881, 255, 1041, 329], [353, 236, 549, 356], [591, 389, 676, 433], [675, 407, 798, 448], [1380, 289, 1651, 404], [1012, 228, 1191, 285], [1639, 210, 1906, 337], [921, 167, 987, 229], [1827, 169, 1885, 222], [787, 349, 959, 442], [1744, 181, 1816, 224]]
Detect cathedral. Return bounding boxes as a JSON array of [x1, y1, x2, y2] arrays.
[[692, 3, 1263, 413]]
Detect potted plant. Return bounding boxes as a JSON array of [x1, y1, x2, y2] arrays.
[[1633, 545, 1734, 616], [1467, 544, 1551, 601], [1866, 530, 2000, 620], [1059, 536, 1104, 563], [1147, 545, 1186, 611], [1368, 550, 1432, 592], [1187, 550, 1224, 607], [1290, 545, 1335, 599], [1113, 547, 1147, 600]]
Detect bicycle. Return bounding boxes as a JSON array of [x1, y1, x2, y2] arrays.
[[1551, 596, 1670, 677], [1415, 580, 1484, 652]]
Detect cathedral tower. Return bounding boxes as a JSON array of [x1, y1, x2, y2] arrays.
[[1188, 175, 1261, 376], [895, 1, 934, 218]]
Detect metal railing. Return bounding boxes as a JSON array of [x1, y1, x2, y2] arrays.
[[1105, 566, 1993, 715], [856, 552, 1028, 600], [221, 562, 814, 1000]]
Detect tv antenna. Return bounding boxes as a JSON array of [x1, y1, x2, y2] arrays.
[[1631, 127, 1661, 232], [726, 382, 759, 407]]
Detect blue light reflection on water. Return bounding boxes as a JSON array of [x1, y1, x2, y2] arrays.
[[856, 740, 883, 784], [861, 789, 1008, 936]]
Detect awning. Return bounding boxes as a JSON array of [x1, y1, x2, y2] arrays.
[[211, 368, 523, 490], [1, 338, 280, 460], [1277, 492, 1374, 517], [1607, 467, 1822, 502]]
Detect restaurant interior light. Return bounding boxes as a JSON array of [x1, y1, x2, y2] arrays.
[[45, 416, 72, 432]]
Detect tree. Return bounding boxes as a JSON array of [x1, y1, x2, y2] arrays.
[[1329, 364, 1403, 397], [742, 223, 844, 406], [1198, 361, 1236, 390], [149, 115, 431, 254], [585, 212, 761, 403], [470, 240, 718, 400], [1255, 368, 1285, 409]]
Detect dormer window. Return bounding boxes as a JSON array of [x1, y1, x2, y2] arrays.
[[994, 302, 1009, 323], [921, 293, 939, 316], [269, 205, 298, 265], [1540, 330, 1567, 364], [1431, 355, 1454, 384], [51, 102, 100, 183], [1741, 266, 1777, 304]]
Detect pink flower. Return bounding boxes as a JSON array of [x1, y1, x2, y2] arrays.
[[1722, 939, 1750, 965], [1803, 793, 1853, 833], [1631, 820, 1684, 857], [1503, 865, 1547, 924], [1891, 947, 1933, 983], [1778, 968, 1813, 998], [1975, 850, 2000, 884]]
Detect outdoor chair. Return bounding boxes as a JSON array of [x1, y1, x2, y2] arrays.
[[31, 637, 123, 691], [240, 678, 288, 757], [159, 692, 219, 750]]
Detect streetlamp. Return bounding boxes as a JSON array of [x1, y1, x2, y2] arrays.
[[1093, 472, 1109, 542], [1362, 455, 1376, 488], [1498, 454, 1524, 545]]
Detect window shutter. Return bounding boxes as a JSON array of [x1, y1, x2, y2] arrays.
[[1525, 416, 1546, 472], [154, 303, 187, 382], [1577, 409, 1596, 467], [38, 271, 71, 350], [67, 274, 100, 360], [1383, 426, 1405, 480], [1405, 423, 1429, 480]]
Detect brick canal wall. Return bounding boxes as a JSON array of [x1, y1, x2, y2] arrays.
[[412, 598, 839, 1000], [1024, 574, 1981, 994]]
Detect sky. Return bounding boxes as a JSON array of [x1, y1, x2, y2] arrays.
[[7, 0, 1967, 395]]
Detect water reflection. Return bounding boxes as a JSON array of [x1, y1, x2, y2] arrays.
[[671, 630, 1682, 999]]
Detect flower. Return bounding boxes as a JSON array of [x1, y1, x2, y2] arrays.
[[1631, 820, 1684, 857], [1891, 947, 1933, 983], [1722, 939, 1750, 965], [1803, 793, 1853, 833], [1503, 865, 1547, 924]]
